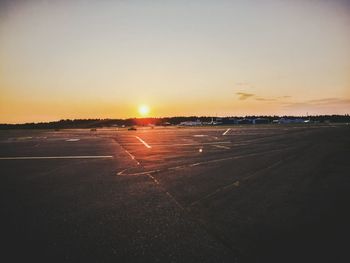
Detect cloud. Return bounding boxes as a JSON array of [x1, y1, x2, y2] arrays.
[[255, 97, 277, 102], [236, 92, 291, 102], [236, 92, 255, 100], [307, 98, 350, 105], [283, 98, 350, 107]]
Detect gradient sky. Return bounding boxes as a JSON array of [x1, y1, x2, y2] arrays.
[[1, 0, 350, 123]]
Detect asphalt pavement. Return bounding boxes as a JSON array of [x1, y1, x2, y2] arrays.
[[1, 124, 350, 262]]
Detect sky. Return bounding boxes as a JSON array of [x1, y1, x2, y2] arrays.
[[0, 0, 349, 123]]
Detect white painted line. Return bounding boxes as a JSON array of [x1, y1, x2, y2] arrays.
[[168, 147, 292, 171], [66, 139, 80, 142], [146, 173, 184, 210], [212, 145, 231, 150], [168, 165, 188, 170], [193, 134, 208, 137], [127, 170, 161, 176], [222, 128, 231, 135], [120, 147, 295, 176], [125, 149, 140, 165], [135, 136, 152, 148], [16, 137, 33, 140], [0, 156, 113, 160], [110, 141, 231, 147], [117, 169, 128, 176], [124, 149, 135, 160]]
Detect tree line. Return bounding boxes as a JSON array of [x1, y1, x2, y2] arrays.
[[0, 115, 349, 130]]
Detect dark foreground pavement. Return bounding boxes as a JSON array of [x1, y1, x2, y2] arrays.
[[1, 125, 350, 262]]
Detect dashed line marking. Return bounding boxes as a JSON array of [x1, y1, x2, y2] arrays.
[[123, 149, 140, 165], [117, 169, 128, 176], [122, 170, 161, 176], [135, 136, 152, 148], [212, 145, 231, 150], [109, 141, 231, 147], [189, 153, 299, 208], [222, 128, 231, 136], [118, 147, 292, 176], [147, 173, 184, 210], [66, 139, 80, 142], [16, 137, 33, 140]]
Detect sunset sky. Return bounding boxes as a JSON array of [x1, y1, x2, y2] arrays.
[[1, 0, 349, 123]]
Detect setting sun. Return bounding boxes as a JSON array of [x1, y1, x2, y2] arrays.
[[138, 105, 150, 116]]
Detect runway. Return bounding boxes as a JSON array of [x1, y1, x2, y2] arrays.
[[1, 124, 350, 262]]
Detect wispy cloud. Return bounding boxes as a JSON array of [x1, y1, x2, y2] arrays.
[[236, 92, 290, 102], [255, 97, 277, 102], [283, 98, 350, 107], [308, 98, 350, 105], [236, 92, 255, 100]]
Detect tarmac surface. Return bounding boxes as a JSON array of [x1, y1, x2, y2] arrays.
[[1, 124, 350, 262]]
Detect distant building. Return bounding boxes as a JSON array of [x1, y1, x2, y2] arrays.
[[277, 118, 306, 124], [222, 118, 238, 125], [237, 119, 253, 124], [253, 118, 269, 124]]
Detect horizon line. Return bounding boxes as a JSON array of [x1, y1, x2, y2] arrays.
[[1, 114, 349, 125]]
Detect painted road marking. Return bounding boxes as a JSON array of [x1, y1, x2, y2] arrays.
[[66, 139, 80, 142], [146, 173, 184, 210], [121, 170, 161, 176], [189, 154, 298, 208], [135, 136, 152, 148], [0, 156, 113, 160], [117, 169, 128, 176], [115, 168, 184, 209], [222, 128, 231, 135], [212, 145, 231, 150], [124, 149, 136, 160], [115, 141, 231, 147], [118, 147, 295, 176], [16, 137, 33, 140], [124, 149, 140, 165]]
